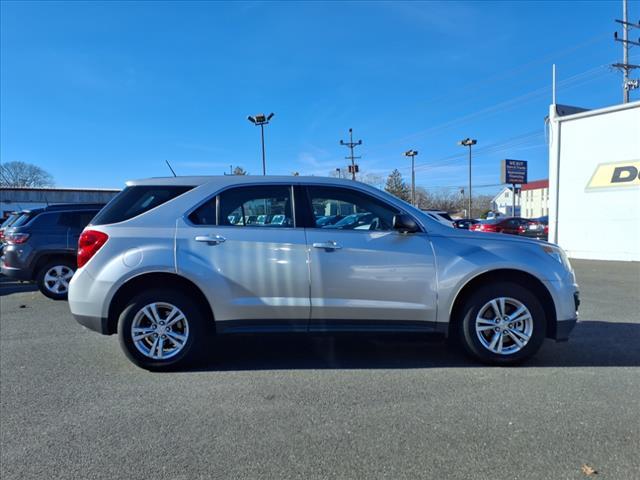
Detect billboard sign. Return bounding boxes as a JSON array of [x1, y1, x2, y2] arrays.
[[501, 159, 528, 184]]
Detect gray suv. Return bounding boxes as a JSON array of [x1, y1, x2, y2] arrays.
[[69, 176, 579, 370], [1, 204, 104, 299]]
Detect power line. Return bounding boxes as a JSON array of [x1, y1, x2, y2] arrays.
[[373, 63, 611, 151]]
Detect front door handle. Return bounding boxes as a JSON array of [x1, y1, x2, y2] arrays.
[[195, 234, 226, 245], [312, 240, 342, 250]]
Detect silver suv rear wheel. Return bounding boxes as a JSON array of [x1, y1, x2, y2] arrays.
[[131, 302, 190, 360], [117, 289, 211, 371]]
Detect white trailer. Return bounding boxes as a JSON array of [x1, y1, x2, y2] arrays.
[[547, 100, 640, 261]]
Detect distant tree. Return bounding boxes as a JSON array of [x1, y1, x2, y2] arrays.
[[384, 169, 411, 202], [358, 172, 384, 189], [291, 171, 300, 176], [232, 166, 248, 175], [0, 161, 54, 187]]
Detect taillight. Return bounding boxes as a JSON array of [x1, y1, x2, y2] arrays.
[[518, 225, 526, 233], [6, 233, 30, 244], [77, 230, 108, 268]]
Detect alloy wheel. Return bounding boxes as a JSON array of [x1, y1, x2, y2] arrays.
[[131, 302, 190, 360], [475, 297, 534, 355], [43, 265, 74, 295]]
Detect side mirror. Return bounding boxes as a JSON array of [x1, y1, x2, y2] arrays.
[[392, 214, 420, 234]]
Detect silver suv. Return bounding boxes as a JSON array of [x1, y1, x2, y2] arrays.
[[68, 176, 579, 370]]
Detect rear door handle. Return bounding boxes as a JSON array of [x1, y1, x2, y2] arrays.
[[312, 240, 342, 250], [195, 234, 226, 245]]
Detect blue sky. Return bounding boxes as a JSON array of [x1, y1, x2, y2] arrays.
[[1, 0, 638, 195]]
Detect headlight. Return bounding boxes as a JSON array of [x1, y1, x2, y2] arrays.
[[542, 245, 572, 271]]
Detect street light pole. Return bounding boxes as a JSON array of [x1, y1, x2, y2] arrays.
[[404, 150, 419, 206], [247, 112, 275, 175], [458, 138, 477, 217]]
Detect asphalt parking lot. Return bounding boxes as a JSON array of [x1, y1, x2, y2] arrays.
[[1, 259, 639, 480]]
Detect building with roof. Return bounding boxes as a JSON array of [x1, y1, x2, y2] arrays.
[[491, 186, 520, 216], [0, 187, 120, 219], [548, 100, 639, 261], [520, 179, 549, 219]]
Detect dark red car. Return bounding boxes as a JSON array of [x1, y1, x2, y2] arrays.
[[470, 217, 545, 238]]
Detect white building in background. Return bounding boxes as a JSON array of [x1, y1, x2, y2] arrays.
[[491, 186, 520, 216], [548, 100, 640, 261], [520, 179, 549, 218]]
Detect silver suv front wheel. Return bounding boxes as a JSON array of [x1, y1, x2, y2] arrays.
[[458, 282, 546, 365]]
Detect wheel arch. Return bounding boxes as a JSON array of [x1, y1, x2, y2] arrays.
[[33, 251, 77, 279], [448, 269, 558, 339], [106, 272, 215, 335]]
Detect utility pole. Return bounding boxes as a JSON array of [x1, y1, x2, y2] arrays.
[[247, 113, 275, 175], [339, 128, 362, 180], [613, 0, 640, 103], [404, 150, 419, 206], [458, 138, 477, 218]]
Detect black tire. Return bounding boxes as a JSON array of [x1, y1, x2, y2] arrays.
[[457, 282, 546, 365], [117, 289, 211, 371], [36, 258, 76, 300]]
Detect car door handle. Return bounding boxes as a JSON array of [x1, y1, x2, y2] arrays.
[[312, 241, 342, 250], [195, 234, 226, 245]]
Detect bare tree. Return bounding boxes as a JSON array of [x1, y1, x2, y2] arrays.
[[0, 161, 54, 187]]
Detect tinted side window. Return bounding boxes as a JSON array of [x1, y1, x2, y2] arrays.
[[58, 211, 98, 228], [307, 186, 399, 231], [30, 213, 59, 228], [188, 198, 216, 226], [218, 186, 293, 227], [92, 186, 193, 225]]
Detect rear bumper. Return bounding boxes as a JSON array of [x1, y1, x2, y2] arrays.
[[0, 264, 32, 281], [73, 313, 111, 335]]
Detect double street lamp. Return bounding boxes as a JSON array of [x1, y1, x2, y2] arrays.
[[458, 138, 477, 217], [247, 112, 275, 176], [404, 149, 418, 206]]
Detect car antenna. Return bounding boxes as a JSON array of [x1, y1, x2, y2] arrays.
[[165, 160, 177, 177]]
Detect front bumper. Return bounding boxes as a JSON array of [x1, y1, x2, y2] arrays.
[[552, 318, 578, 341]]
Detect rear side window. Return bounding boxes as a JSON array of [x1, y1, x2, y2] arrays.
[[91, 186, 193, 225], [208, 185, 293, 227], [58, 211, 99, 228]]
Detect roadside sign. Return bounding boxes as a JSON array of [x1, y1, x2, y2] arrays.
[[501, 159, 528, 184]]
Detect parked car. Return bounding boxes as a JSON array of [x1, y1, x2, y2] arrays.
[[453, 218, 480, 230], [517, 218, 547, 240], [470, 217, 533, 235], [1, 203, 104, 299], [0, 211, 22, 256], [532, 216, 549, 240], [422, 210, 455, 228], [68, 176, 579, 371]]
